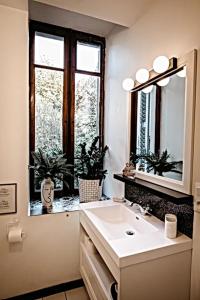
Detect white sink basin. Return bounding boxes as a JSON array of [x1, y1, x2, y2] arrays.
[[85, 204, 158, 240], [80, 200, 192, 268]]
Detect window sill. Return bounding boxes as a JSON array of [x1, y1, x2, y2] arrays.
[[29, 196, 80, 216], [29, 195, 110, 216]]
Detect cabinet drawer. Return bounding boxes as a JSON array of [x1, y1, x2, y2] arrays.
[[80, 242, 117, 300]]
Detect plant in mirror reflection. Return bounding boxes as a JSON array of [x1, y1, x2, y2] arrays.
[[130, 150, 182, 177], [130, 152, 143, 167]]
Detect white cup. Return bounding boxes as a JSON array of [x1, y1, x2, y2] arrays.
[[165, 214, 177, 239]]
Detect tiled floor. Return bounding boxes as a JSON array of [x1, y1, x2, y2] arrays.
[[38, 287, 89, 300]]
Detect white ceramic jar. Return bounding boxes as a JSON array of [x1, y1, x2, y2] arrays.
[[165, 214, 177, 239]]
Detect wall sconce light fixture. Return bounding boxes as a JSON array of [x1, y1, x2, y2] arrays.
[[122, 55, 177, 93], [153, 56, 169, 73], [142, 85, 153, 94], [135, 68, 149, 83], [157, 77, 170, 87], [122, 78, 135, 91]]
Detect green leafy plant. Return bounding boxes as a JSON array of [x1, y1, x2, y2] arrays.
[[75, 136, 108, 183], [143, 150, 182, 176], [29, 148, 73, 188], [130, 150, 182, 176], [130, 152, 143, 167]]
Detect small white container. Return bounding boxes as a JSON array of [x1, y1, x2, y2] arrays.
[[165, 214, 177, 239]]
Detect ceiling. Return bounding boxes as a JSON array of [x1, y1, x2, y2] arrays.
[[29, 0, 119, 36], [33, 0, 155, 27]]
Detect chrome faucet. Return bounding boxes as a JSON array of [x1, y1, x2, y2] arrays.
[[130, 202, 151, 216]]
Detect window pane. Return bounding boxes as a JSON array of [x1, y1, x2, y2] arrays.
[[74, 74, 100, 185], [76, 42, 101, 72], [35, 32, 64, 68], [35, 68, 63, 154]]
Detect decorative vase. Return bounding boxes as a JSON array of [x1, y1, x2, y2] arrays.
[[41, 178, 54, 208], [79, 179, 101, 203]]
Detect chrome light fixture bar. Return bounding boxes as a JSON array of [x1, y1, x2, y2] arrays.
[[130, 57, 177, 93]]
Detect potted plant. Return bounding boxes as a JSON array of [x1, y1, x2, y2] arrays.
[[75, 136, 108, 202], [29, 148, 73, 208]]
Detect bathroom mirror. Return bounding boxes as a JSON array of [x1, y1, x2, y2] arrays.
[[135, 70, 185, 181], [130, 50, 197, 194]]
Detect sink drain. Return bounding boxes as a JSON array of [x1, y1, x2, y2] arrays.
[[125, 230, 135, 236]]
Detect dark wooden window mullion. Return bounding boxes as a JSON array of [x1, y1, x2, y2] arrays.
[[99, 44, 105, 148], [29, 26, 35, 197], [34, 64, 64, 72], [63, 34, 69, 155], [75, 69, 101, 77], [69, 31, 76, 162]]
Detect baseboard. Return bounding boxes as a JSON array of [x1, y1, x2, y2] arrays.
[[5, 278, 84, 300]]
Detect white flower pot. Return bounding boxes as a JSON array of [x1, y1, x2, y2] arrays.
[[41, 178, 54, 208], [79, 179, 102, 203]]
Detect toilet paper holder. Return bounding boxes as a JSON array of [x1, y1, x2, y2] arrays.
[[7, 219, 26, 241]]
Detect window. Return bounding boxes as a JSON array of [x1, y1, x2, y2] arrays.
[[29, 21, 105, 198], [74, 42, 102, 182]]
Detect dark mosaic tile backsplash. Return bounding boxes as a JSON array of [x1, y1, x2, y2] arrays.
[[125, 183, 194, 238]]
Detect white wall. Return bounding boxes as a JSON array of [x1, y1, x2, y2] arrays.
[[0, 3, 80, 299], [0, 0, 28, 10], [104, 0, 200, 197]]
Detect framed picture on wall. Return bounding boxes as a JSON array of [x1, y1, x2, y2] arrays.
[[0, 183, 17, 215]]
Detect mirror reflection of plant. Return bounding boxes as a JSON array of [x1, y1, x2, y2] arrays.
[[130, 152, 143, 167], [29, 148, 73, 189], [130, 149, 182, 176], [75, 136, 108, 184]]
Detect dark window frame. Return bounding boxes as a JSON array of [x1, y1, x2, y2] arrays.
[[29, 21, 105, 199]]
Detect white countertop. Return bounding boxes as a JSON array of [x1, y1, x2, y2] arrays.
[[79, 200, 192, 268]]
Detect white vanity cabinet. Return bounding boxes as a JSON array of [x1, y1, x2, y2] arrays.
[[80, 201, 192, 300], [80, 228, 116, 300]]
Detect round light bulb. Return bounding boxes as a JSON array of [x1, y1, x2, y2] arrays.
[[122, 78, 135, 91], [136, 68, 149, 83], [177, 66, 186, 78], [142, 85, 153, 94], [157, 77, 170, 87], [153, 56, 169, 73]]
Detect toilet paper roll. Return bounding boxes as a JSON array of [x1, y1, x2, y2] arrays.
[[8, 227, 23, 243], [165, 214, 177, 239]]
